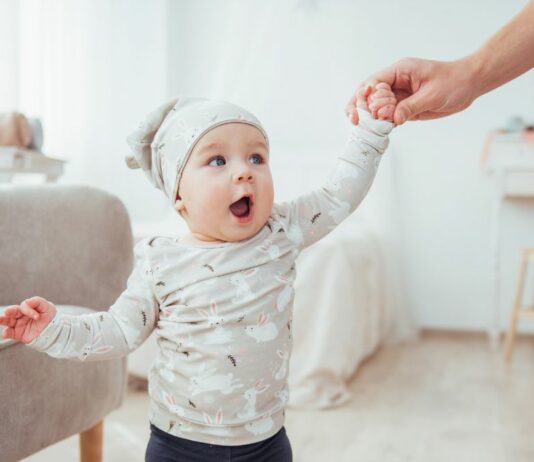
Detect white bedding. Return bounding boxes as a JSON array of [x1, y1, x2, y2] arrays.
[[287, 217, 392, 409]]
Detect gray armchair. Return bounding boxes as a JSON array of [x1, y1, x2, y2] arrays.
[[0, 184, 134, 462]]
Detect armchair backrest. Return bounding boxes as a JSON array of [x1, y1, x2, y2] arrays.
[[0, 184, 134, 311]]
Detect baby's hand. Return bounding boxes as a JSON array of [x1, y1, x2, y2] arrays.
[[356, 82, 397, 122], [0, 296, 57, 344]]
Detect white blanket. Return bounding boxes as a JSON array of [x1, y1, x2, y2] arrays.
[[288, 217, 399, 409]]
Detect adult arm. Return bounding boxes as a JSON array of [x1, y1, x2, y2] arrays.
[[346, 0, 534, 125]]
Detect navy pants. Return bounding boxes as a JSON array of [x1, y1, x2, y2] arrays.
[[145, 423, 293, 462]]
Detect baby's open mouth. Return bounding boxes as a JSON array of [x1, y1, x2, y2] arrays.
[[229, 195, 253, 218]]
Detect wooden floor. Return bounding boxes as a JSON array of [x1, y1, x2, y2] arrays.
[[23, 331, 534, 462]]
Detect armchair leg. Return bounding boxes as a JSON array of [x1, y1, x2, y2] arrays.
[[79, 420, 103, 462]]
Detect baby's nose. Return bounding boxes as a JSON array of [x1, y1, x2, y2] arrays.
[[233, 166, 254, 183], [234, 173, 253, 183]]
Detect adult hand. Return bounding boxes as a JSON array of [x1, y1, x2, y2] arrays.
[[346, 57, 479, 126]]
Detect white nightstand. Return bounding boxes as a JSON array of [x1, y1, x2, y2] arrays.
[[482, 131, 534, 348]]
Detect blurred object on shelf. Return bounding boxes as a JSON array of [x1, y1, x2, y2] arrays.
[[27, 117, 43, 151], [0, 112, 31, 147], [481, 115, 534, 172], [0, 112, 43, 151], [0, 111, 65, 183]]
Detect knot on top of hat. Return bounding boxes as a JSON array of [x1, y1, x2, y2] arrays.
[[125, 98, 179, 190]]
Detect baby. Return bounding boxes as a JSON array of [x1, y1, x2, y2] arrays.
[[0, 83, 397, 462]]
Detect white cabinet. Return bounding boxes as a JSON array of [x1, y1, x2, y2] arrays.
[[482, 131, 534, 347]]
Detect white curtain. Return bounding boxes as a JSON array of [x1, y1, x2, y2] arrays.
[[168, 0, 417, 341], [5, 0, 172, 222]]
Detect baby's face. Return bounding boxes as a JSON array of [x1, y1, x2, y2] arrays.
[[174, 122, 274, 244]]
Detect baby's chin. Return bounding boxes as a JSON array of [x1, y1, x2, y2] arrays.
[[179, 218, 265, 245], [225, 221, 267, 242]]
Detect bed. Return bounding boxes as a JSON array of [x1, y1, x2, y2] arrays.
[[287, 215, 393, 409]]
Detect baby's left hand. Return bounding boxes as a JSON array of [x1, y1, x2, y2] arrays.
[[356, 83, 397, 122]]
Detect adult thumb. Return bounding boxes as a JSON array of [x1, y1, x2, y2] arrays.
[[394, 92, 428, 125]]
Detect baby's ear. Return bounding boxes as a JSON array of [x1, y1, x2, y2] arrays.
[[174, 195, 185, 213]]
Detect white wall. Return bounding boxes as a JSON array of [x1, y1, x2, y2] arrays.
[[0, 0, 19, 109], [4, 0, 533, 333], [166, 0, 534, 332], [7, 0, 172, 222]]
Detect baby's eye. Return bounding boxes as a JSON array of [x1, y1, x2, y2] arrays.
[[250, 154, 264, 165], [208, 156, 225, 167]]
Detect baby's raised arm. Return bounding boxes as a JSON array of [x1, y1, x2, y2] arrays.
[[271, 83, 397, 250]]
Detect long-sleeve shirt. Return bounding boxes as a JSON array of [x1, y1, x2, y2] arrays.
[[28, 109, 393, 446]]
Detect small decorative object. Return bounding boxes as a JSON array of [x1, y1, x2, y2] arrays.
[[27, 117, 44, 151], [0, 112, 65, 183], [0, 112, 44, 150], [503, 115, 527, 133], [0, 112, 31, 147]]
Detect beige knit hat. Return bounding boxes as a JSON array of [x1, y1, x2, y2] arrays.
[[125, 97, 269, 205]]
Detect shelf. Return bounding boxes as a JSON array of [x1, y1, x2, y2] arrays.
[[0, 146, 67, 182]]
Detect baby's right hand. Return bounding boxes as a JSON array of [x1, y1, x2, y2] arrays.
[[355, 82, 397, 122], [0, 296, 57, 344]]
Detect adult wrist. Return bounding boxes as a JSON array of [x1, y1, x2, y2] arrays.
[[458, 53, 491, 101]]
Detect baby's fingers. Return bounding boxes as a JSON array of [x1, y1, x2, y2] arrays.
[[369, 96, 397, 108], [369, 97, 397, 118], [375, 82, 392, 91], [20, 298, 43, 320], [2, 326, 14, 339], [356, 85, 372, 111], [377, 104, 396, 121], [2, 305, 22, 318], [369, 89, 396, 101], [0, 314, 17, 327]]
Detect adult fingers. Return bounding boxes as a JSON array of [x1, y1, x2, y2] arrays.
[[346, 92, 360, 123], [347, 85, 373, 123], [393, 89, 432, 125], [356, 85, 372, 109], [348, 112, 359, 125]]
